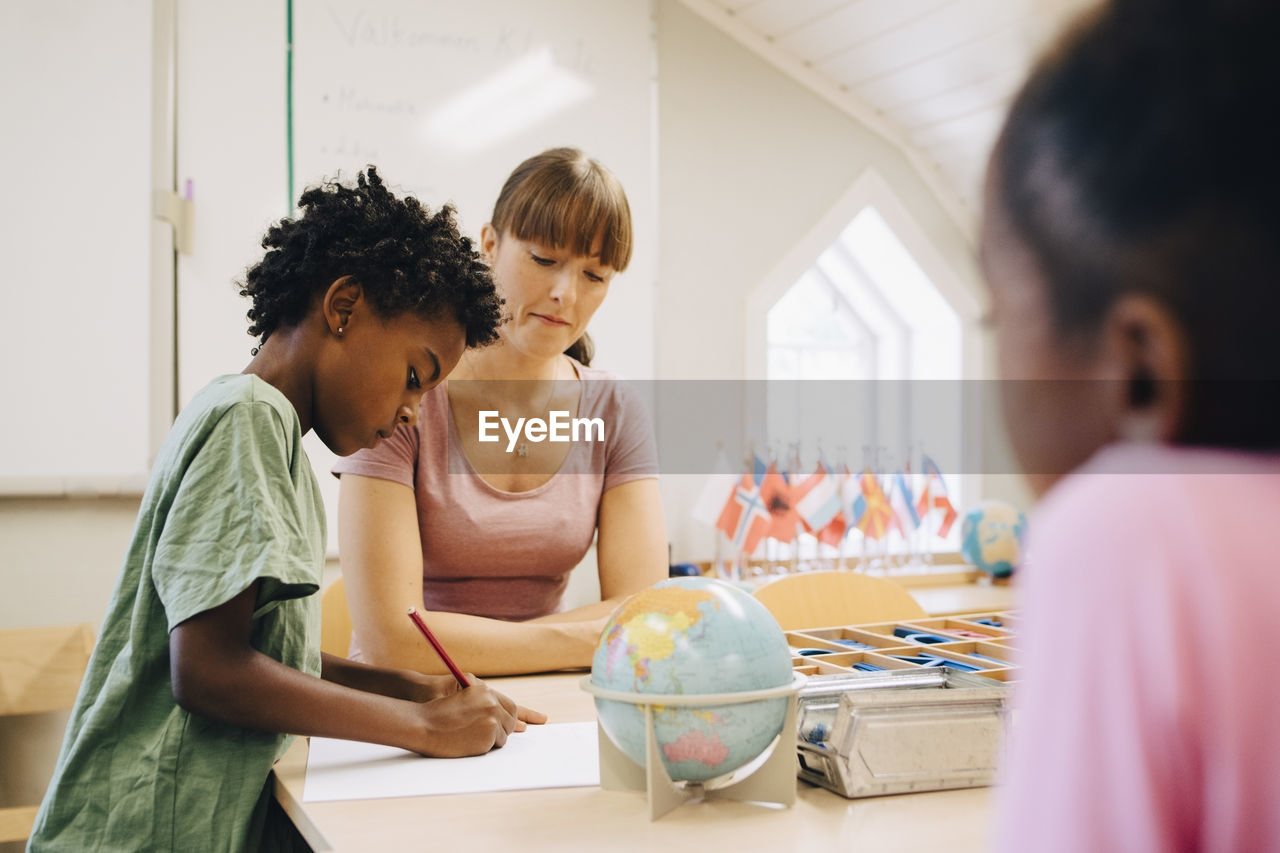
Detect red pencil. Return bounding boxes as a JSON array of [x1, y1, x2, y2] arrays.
[[407, 607, 470, 689]]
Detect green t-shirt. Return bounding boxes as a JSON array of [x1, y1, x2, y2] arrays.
[[29, 375, 325, 852]]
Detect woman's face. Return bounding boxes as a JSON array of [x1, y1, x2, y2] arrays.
[[979, 180, 1119, 496], [481, 225, 615, 361]]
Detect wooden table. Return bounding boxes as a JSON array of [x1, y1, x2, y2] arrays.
[[273, 672, 996, 852], [730, 561, 1018, 620], [897, 572, 1017, 617]]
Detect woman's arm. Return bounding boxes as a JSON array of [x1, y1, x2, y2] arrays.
[[338, 473, 611, 676], [169, 583, 545, 757]]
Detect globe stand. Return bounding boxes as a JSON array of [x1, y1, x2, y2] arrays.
[[581, 673, 806, 821]]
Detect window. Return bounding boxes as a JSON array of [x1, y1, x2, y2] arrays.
[[747, 173, 980, 561]]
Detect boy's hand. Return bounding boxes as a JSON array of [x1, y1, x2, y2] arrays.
[[466, 675, 549, 731], [409, 679, 546, 757], [405, 674, 547, 729], [403, 672, 470, 703]]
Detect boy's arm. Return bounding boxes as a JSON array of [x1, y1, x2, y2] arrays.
[[169, 583, 546, 757], [319, 652, 465, 703]]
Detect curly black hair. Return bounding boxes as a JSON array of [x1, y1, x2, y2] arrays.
[[239, 166, 503, 353]]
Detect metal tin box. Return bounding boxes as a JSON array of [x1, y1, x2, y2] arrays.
[[795, 668, 1009, 798]]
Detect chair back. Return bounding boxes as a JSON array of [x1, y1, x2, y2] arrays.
[[320, 576, 353, 658], [0, 623, 94, 843]]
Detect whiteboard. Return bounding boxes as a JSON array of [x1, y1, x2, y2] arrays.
[[0, 0, 157, 493], [175, 0, 657, 551], [290, 0, 657, 378]]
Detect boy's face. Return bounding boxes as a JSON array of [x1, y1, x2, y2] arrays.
[[979, 181, 1118, 496], [315, 311, 466, 457]]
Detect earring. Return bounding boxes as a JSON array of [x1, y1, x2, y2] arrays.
[[337, 326, 345, 337]]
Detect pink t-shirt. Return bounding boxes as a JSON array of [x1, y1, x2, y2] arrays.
[[333, 361, 657, 627], [992, 442, 1280, 853]]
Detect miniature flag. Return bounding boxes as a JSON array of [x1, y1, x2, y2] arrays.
[[816, 511, 847, 548], [796, 464, 841, 533], [716, 473, 771, 555], [843, 465, 866, 534], [760, 463, 798, 544], [920, 455, 958, 537], [889, 470, 920, 532], [879, 473, 905, 537], [789, 463, 827, 533], [815, 466, 848, 547], [915, 476, 931, 521], [855, 469, 894, 541]]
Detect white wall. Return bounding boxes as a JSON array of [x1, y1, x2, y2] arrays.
[[655, 0, 980, 381], [0, 498, 139, 631], [653, 0, 1028, 561]]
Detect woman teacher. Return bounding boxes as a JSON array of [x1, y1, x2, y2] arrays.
[[334, 148, 667, 676]]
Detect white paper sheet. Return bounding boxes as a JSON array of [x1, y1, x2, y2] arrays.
[[303, 722, 600, 802]]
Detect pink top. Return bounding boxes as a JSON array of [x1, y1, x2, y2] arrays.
[[333, 361, 657, 628], [992, 442, 1280, 853]]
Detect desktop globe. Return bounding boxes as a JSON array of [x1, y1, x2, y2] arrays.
[[960, 499, 1028, 579], [589, 576, 793, 784]]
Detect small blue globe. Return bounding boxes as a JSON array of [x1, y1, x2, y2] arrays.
[[960, 500, 1027, 578], [589, 577, 793, 783]]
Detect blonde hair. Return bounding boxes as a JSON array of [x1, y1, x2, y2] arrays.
[[490, 147, 632, 273]]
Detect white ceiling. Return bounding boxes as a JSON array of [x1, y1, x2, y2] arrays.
[[677, 0, 1091, 238]]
